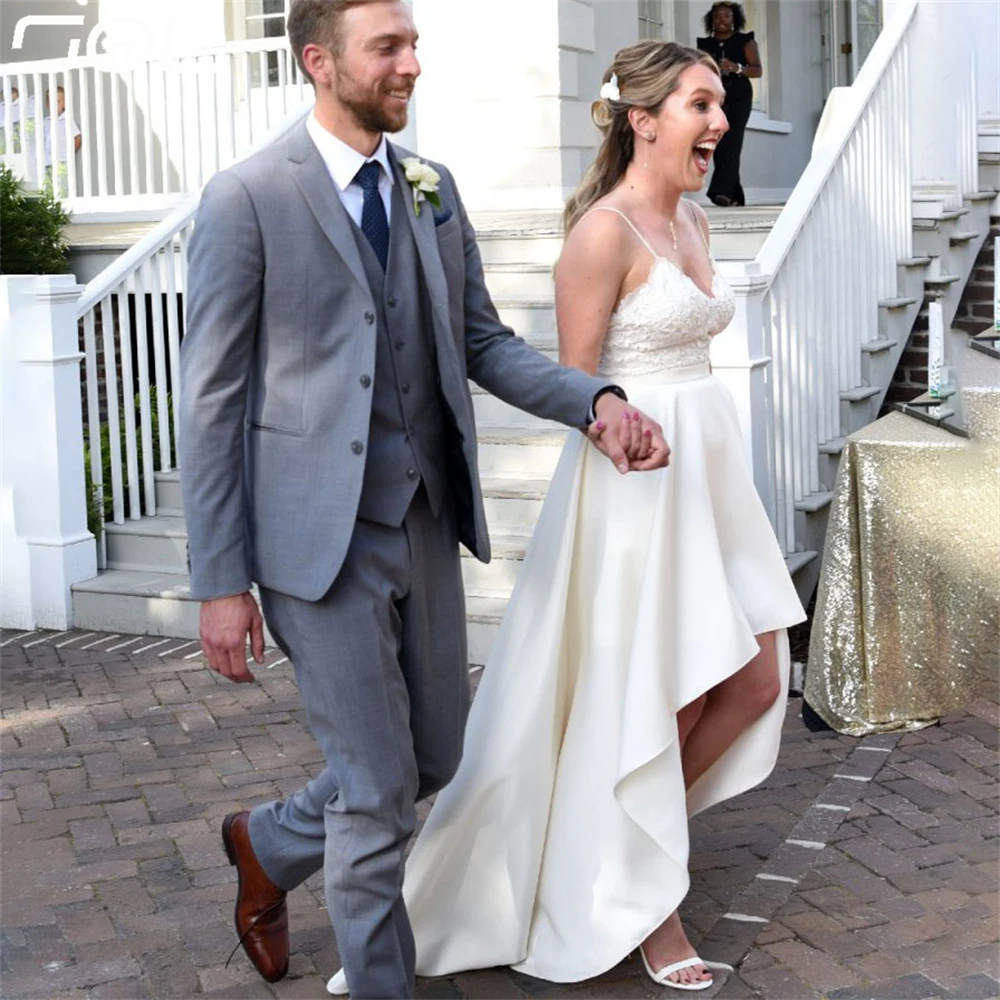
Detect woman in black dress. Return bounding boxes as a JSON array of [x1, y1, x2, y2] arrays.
[[697, 2, 761, 206]]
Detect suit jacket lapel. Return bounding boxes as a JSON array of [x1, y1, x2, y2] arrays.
[[286, 122, 369, 295], [388, 143, 457, 365]]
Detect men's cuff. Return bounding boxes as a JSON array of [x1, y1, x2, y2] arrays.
[[589, 384, 628, 423]]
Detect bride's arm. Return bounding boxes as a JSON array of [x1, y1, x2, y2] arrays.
[[555, 211, 634, 376]]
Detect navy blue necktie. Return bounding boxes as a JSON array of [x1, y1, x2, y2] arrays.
[[355, 160, 389, 271]]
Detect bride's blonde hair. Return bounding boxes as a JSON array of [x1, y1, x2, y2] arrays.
[[563, 41, 719, 235]]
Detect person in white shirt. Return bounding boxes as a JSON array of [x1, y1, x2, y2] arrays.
[[43, 87, 82, 167]]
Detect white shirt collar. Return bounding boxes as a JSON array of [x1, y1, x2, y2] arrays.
[[306, 112, 394, 193]]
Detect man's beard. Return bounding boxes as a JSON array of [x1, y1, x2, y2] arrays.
[[336, 76, 410, 135]]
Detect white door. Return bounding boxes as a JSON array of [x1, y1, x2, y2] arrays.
[[821, 0, 883, 94]]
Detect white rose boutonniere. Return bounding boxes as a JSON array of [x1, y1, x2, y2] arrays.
[[400, 157, 442, 217]]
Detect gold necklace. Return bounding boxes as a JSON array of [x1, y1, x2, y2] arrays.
[[669, 217, 678, 251]]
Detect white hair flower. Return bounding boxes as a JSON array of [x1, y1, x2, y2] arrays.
[[599, 73, 620, 102]]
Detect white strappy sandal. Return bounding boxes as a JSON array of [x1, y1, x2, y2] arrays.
[[640, 948, 715, 991]]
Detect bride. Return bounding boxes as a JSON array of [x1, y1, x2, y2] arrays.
[[330, 39, 805, 996]]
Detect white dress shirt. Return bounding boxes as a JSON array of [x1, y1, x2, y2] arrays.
[[306, 112, 394, 226]]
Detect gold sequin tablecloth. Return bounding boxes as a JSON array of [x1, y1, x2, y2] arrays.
[[805, 398, 1000, 736]]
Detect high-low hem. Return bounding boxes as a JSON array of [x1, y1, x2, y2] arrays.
[[404, 369, 805, 983]]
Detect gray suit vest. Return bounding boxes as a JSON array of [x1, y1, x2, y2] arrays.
[[352, 179, 448, 526]]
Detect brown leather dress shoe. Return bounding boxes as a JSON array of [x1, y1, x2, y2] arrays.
[[222, 811, 289, 983]]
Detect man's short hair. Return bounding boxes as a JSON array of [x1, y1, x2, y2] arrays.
[[287, 0, 373, 84]]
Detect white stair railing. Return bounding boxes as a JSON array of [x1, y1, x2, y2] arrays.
[[75, 103, 313, 566], [0, 39, 311, 211], [754, 0, 919, 555]]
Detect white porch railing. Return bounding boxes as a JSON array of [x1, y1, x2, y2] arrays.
[[752, 0, 920, 556], [75, 103, 313, 566], [0, 39, 311, 212]]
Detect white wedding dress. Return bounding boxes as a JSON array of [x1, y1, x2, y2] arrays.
[[402, 209, 806, 984]]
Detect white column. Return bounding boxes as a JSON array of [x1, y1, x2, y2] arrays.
[[711, 261, 777, 527], [0, 275, 97, 630], [890, 0, 970, 209]]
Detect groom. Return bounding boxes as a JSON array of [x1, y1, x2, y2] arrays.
[[180, 1, 669, 997]]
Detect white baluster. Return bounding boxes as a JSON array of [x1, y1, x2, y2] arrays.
[[177, 60, 188, 193], [115, 282, 140, 520], [133, 261, 156, 513], [63, 69, 78, 202], [93, 66, 107, 198], [126, 68, 139, 197], [259, 51, 272, 133], [99, 296, 124, 524], [165, 235, 182, 464], [81, 307, 104, 565], [45, 72, 60, 196], [242, 52, 253, 150], [148, 250, 172, 474], [142, 63, 154, 195], [110, 67, 124, 196], [160, 62, 171, 194]]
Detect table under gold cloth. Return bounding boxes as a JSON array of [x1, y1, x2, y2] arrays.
[[805, 359, 1000, 735]]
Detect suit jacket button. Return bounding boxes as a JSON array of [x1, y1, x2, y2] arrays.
[[387, 296, 398, 308], [351, 441, 364, 455], [401, 383, 411, 394], [360, 375, 371, 388], [365, 311, 375, 325], [394, 341, 404, 351], [406, 468, 419, 481]]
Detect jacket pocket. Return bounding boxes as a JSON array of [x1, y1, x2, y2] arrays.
[[247, 420, 306, 438]]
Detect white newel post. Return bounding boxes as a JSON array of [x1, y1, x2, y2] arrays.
[[710, 261, 777, 527], [0, 275, 97, 630]]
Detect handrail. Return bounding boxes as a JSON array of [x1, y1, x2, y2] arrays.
[[75, 99, 313, 318], [0, 37, 295, 77], [756, 0, 918, 282]]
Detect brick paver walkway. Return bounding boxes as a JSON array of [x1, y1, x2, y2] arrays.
[[1, 628, 997, 999]]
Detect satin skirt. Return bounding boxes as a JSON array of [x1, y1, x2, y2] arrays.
[[404, 363, 806, 982]]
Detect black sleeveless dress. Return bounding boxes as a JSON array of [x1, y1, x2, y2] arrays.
[[696, 31, 755, 206]]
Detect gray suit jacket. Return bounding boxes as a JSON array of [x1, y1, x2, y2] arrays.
[[180, 121, 607, 602]]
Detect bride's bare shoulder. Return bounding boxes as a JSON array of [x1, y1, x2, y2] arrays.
[[557, 203, 635, 280]]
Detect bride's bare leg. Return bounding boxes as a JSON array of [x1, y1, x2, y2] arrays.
[[681, 631, 782, 790], [637, 695, 710, 987], [640, 635, 782, 986]]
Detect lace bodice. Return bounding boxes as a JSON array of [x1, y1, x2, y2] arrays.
[[585, 208, 736, 378]]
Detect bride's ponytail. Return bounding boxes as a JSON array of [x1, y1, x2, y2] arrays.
[[563, 41, 719, 235]]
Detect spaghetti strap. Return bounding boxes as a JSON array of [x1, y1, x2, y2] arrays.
[[583, 206, 660, 259]]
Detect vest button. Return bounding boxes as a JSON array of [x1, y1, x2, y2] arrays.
[[364, 311, 375, 325], [401, 383, 411, 394], [394, 341, 404, 351], [406, 468, 419, 481], [387, 296, 398, 308], [351, 441, 364, 455], [360, 375, 371, 388]]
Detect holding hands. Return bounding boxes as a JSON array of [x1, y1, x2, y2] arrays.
[[589, 393, 671, 473]]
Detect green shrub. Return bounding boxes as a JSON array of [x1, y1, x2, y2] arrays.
[[0, 162, 71, 275]]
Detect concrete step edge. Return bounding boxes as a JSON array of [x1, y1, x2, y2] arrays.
[[840, 386, 880, 402], [794, 491, 835, 514]]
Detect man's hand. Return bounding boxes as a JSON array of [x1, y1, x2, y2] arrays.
[[200, 592, 265, 683], [588, 394, 671, 473]]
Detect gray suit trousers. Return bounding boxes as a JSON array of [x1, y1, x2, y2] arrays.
[[248, 489, 469, 999]]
